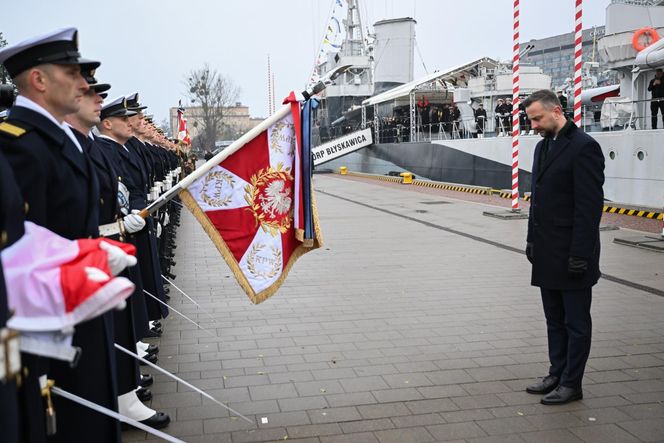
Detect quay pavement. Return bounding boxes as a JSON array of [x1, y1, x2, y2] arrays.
[[126, 173, 664, 443]]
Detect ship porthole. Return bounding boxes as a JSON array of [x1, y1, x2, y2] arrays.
[[609, 150, 616, 160], [636, 150, 645, 160]]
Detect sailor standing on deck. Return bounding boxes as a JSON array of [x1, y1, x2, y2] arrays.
[[524, 89, 604, 405], [0, 27, 121, 442]]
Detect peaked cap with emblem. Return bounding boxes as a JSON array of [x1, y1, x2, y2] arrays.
[[81, 66, 111, 96], [125, 92, 147, 111], [101, 96, 136, 120], [0, 27, 100, 78]]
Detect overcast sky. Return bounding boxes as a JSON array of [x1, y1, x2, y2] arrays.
[[2, 0, 610, 125]]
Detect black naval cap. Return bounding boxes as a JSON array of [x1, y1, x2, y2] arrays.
[[101, 96, 137, 120], [81, 67, 111, 95], [126, 92, 147, 111], [0, 27, 100, 78]]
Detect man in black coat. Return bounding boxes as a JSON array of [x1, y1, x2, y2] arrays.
[[648, 68, 664, 129], [524, 89, 604, 405]]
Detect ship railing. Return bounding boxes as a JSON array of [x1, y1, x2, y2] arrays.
[[583, 97, 664, 132]]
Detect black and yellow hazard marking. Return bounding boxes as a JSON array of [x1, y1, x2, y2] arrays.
[[337, 170, 663, 221], [522, 193, 661, 220], [603, 205, 663, 220]]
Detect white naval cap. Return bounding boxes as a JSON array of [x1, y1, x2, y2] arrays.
[[0, 27, 100, 78], [101, 96, 137, 120]]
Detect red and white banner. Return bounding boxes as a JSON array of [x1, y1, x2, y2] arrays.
[[179, 95, 321, 304], [177, 107, 191, 145], [1, 222, 136, 332]]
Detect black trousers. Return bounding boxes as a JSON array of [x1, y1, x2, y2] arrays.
[[651, 100, 664, 129], [540, 287, 592, 389]]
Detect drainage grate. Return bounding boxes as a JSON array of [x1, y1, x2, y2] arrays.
[[415, 209, 429, 213]]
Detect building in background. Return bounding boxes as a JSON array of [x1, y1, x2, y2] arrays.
[[169, 102, 263, 150], [520, 26, 618, 91]]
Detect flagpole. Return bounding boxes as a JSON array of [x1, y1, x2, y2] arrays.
[[139, 64, 351, 218]]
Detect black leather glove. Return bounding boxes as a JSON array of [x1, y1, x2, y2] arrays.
[[525, 242, 534, 264], [568, 256, 588, 276]]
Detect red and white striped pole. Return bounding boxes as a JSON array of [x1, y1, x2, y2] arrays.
[[511, 0, 520, 211], [573, 0, 583, 127]]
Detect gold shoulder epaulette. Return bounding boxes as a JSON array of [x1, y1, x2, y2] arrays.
[[0, 122, 27, 138]]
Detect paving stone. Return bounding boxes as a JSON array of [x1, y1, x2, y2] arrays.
[[339, 376, 390, 392], [426, 422, 487, 440], [525, 412, 587, 430], [231, 427, 289, 443], [390, 413, 446, 428], [570, 423, 642, 442], [325, 392, 378, 408], [374, 426, 436, 443], [356, 402, 411, 419], [279, 396, 329, 412], [520, 429, 583, 443], [339, 418, 395, 433], [617, 418, 664, 442], [451, 394, 507, 410], [248, 383, 299, 401], [320, 432, 379, 443], [405, 398, 459, 414], [285, 423, 343, 439], [441, 408, 494, 423], [308, 407, 362, 424]]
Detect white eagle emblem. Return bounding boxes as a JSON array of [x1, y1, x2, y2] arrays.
[[258, 180, 291, 218]]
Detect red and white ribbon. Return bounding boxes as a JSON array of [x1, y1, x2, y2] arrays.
[[511, 0, 520, 211], [573, 0, 583, 127]]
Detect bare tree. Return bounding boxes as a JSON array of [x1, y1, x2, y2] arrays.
[[158, 117, 171, 137], [184, 64, 240, 150]]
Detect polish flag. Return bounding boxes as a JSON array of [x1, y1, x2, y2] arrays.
[[1, 222, 136, 332]]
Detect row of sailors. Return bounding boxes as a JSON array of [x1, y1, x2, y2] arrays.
[[0, 27, 186, 442]]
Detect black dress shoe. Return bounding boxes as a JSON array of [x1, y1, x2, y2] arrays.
[[541, 386, 583, 405], [526, 375, 559, 395], [139, 374, 154, 388], [144, 329, 161, 338], [136, 387, 152, 402], [145, 344, 159, 355], [139, 353, 158, 366], [140, 412, 171, 429]]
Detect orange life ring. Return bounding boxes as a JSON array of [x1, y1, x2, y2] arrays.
[[632, 27, 660, 52]]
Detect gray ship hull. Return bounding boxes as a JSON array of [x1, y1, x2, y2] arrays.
[[321, 130, 663, 208]]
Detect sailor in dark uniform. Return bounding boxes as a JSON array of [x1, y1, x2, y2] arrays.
[[0, 152, 26, 443], [0, 27, 120, 443], [122, 95, 169, 332], [94, 97, 171, 428], [474, 103, 487, 137]]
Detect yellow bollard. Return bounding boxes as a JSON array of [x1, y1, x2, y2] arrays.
[[400, 172, 413, 184], [339, 166, 348, 175]]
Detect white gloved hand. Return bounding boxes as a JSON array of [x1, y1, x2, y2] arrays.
[[99, 240, 137, 276], [156, 222, 162, 238], [123, 210, 146, 234], [163, 212, 170, 226]]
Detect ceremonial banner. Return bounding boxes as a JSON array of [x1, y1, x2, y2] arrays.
[[177, 103, 191, 145], [179, 94, 322, 304]]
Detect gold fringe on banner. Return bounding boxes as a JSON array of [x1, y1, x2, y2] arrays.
[[179, 186, 322, 305]]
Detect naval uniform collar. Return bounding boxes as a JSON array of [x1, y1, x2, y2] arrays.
[[98, 134, 130, 153], [16, 96, 84, 153]]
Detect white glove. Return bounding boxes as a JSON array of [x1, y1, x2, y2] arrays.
[[163, 212, 170, 226], [156, 222, 162, 238], [99, 240, 137, 276], [123, 210, 146, 234]]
